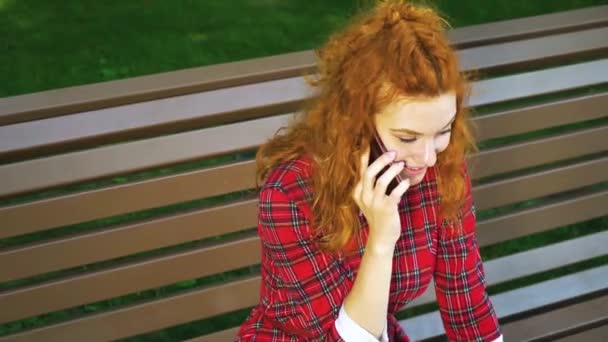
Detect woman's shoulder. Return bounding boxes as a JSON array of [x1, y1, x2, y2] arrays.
[[263, 154, 313, 188], [259, 154, 315, 216]]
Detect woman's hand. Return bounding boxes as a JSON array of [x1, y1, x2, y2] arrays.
[[352, 147, 410, 252]]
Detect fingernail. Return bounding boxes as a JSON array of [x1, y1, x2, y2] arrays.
[[388, 151, 396, 157]]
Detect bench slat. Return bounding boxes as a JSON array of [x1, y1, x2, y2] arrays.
[[485, 231, 608, 290], [0, 235, 261, 324], [554, 323, 608, 342], [477, 189, 607, 247], [2, 57, 607, 162], [469, 59, 608, 107], [407, 230, 608, 308], [1, 81, 606, 200], [0, 78, 307, 161], [0, 113, 288, 199], [1, 125, 605, 238], [2, 187, 605, 324], [0, 52, 316, 127], [185, 327, 241, 342], [459, 26, 608, 72], [0, 276, 261, 342], [474, 92, 608, 141], [401, 266, 608, 341], [2, 6, 605, 127], [471, 125, 607, 179], [447, 5, 608, 48], [0, 199, 258, 281], [0, 161, 257, 239], [474, 156, 608, 210], [502, 294, 608, 341], [3, 177, 605, 289]]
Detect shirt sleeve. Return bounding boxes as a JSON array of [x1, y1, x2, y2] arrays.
[[433, 164, 503, 341], [255, 185, 351, 341], [335, 304, 389, 342]]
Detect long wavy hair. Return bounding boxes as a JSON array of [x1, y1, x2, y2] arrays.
[[255, 0, 477, 254]]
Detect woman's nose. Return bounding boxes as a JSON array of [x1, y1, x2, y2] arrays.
[[414, 139, 437, 167]]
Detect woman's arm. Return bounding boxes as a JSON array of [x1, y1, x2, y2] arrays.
[[341, 237, 395, 338], [434, 164, 502, 341], [345, 149, 410, 338]]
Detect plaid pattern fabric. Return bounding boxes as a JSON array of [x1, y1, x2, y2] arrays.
[[237, 155, 501, 341]]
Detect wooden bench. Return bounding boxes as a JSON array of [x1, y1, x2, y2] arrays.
[[1, 5, 607, 341]]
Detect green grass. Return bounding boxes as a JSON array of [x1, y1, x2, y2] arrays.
[[1, 0, 607, 97]]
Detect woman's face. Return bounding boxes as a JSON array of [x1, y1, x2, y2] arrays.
[[374, 92, 457, 186]]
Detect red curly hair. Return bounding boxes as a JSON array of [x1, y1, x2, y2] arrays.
[[255, 0, 477, 253]]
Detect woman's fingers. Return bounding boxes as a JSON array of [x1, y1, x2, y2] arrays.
[[362, 151, 396, 203], [388, 178, 410, 204], [355, 147, 406, 210], [373, 161, 405, 199]]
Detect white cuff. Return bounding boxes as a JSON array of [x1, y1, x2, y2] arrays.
[[334, 305, 388, 342], [491, 334, 504, 342]]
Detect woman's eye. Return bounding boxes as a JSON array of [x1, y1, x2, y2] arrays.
[[398, 128, 452, 143], [399, 137, 417, 143], [398, 130, 451, 144]]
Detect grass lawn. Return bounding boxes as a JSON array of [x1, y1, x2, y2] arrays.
[[1, 0, 607, 97]]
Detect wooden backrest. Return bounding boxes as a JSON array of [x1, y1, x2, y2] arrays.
[[1, 6, 607, 341]]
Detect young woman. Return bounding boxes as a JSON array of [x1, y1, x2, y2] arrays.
[[237, 1, 503, 341]]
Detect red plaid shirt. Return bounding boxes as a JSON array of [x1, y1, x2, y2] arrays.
[[237, 155, 502, 341]]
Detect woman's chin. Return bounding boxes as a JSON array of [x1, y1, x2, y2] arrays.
[[400, 169, 427, 186]]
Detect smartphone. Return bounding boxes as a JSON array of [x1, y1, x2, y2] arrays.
[[368, 131, 403, 195]]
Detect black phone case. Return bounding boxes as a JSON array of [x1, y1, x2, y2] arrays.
[[369, 132, 403, 195]]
